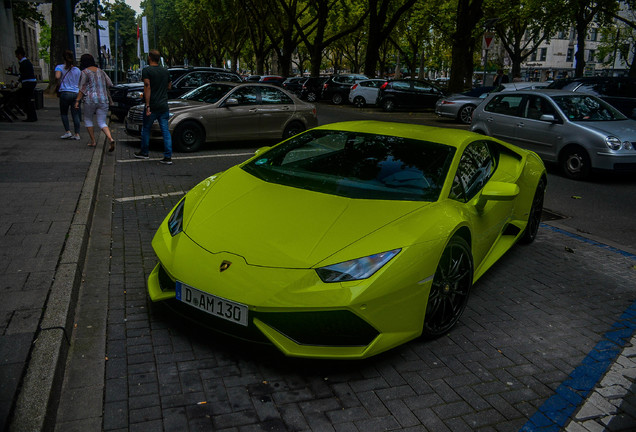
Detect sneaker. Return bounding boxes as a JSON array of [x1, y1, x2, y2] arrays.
[[60, 132, 72, 139], [71, 135, 80, 140], [159, 157, 172, 165], [134, 151, 149, 159]]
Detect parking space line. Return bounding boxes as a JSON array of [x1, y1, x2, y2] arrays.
[[115, 191, 185, 203], [117, 152, 254, 163]]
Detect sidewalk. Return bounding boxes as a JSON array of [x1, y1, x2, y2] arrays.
[[0, 92, 104, 431]]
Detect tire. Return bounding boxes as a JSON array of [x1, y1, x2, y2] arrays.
[[458, 105, 475, 124], [353, 96, 366, 108], [382, 99, 395, 112], [560, 146, 591, 180], [282, 121, 305, 139], [306, 91, 317, 102], [331, 93, 344, 105], [174, 121, 204, 153], [422, 236, 473, 338], [519, 177, 546, 244]]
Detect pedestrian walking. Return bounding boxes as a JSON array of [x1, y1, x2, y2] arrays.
[[494, 69, 509, 86], [14, 46, 38, 122], [55, 49, 82, 140], [74, 53, 115, 151], [134, 49, 173, 164]]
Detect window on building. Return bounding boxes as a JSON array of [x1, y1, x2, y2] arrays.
[[75, 34, 81, 50], [540, 48, 547, 61], [588, 49, 596, 62], [530, 51, 537, 62], [84, 35, 88, 49], [566, 48, 574, 62], [590, 28, 598, 41], [557, 30, 566, 39]]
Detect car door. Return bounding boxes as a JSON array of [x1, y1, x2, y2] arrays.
[[390, 81, 414, 106], [412, 80, 444, 108], [361, 80, 382, 104], [449, 141, 513, 267], [258, 87, 296, 139], [514, 94, 564, 161], [480, 94, 525, 144], [216, 85, 262, 142]]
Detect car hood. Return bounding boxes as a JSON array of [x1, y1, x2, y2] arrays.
[[167, 100, 210, 113], [577, 120, 636, 138], [184, 167, 428, 268], [112, 82, 143, 90]]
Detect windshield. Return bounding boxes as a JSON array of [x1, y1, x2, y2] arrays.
[[178, 83, 234, 103], [552, 95, 627, 121], [242, 130, 456, 201]]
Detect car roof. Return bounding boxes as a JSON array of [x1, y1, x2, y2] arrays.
[[312, 121, 484, 150], [490, 89, 599, 97]]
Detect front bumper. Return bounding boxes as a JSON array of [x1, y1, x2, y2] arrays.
[[593, 150, 636, 172], [148, 224, 437, 359]]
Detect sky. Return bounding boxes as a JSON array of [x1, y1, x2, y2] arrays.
[[126, 0, 143, 15]]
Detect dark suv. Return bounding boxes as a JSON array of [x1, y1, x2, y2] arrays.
[[376, 79, 446, 112], [321, 74, 368, 104], [547, 76, 636, 119], [298, 77, 328, 102], [109, 67, 241, 120]]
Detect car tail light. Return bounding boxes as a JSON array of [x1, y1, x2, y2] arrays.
[[323, 83, 328, 89], [380, 82, 388, 90], [441, 100, 455, 105], [351, 84, 358, 90]]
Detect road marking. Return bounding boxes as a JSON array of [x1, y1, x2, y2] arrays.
[[115, 191, 186, 203], [117, 152, 254, 163]]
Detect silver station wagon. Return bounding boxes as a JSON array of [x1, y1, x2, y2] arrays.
[[470, 89, 636, 179]]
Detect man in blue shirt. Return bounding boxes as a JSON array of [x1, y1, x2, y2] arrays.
[[14, 46, 37, 122]]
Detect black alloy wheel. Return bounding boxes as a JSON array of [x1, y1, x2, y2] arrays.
[[306, 91, 317, 102], [331, 93, 344, 105], [174, 121, 205, 152], [519, 177, 546, 244], [353, 96, 366, 108], [382, 99, 395, 112], [560, 146, 591, 180], [282, 121, 305, 139], [422, 236, 473, 338]]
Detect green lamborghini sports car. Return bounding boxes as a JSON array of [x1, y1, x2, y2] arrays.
[[148, 121, 546, 359]]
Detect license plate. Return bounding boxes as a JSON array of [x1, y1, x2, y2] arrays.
[[128, 123, 141, 131], [175, 281, 248, 326]]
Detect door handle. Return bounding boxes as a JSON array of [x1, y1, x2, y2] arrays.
[[517, 122, 525, 127], [249, 108, 258, 113]]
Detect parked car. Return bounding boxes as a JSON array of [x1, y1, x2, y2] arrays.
[[377, 79, 446, 112], [321, 74, 368, 104], [258, 75, 285, 86], [298, 77, 328, 102], [282, 77, 305, 95], [146, 120, 546, 359], [470, 89, 636, 180], [547, 76, 636, 119], [125, 82, 317, 152], [110, 67, 241, 120], [435, 86, 495, 124], [349, 79, 387, 107]]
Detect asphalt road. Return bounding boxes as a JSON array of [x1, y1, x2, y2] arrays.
[[316, 103, 636, 252]]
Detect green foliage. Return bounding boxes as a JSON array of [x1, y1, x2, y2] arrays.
[[102, 0, 138, 69], [12, 2, 45, 25], [39, 23, 51, 65]]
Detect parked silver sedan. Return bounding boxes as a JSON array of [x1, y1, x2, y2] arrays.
[[435, 86, 495, 124], [471, 89, 636, 179], [125, 83, 318, 152]]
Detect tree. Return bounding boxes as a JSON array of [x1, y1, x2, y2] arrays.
[[598, 1, 636, 77], [363, 0, 418, 77], [448, 0, 484, 92], [484, 0, 567, 77], [103, 0, 137, 70]]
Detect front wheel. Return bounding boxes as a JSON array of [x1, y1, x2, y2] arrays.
[[306, 91, 317, 102], [560, 146, 591, 180], [174, 121, 204, 153], [519, 177, 546, 244], [422, 236, 473, 338]]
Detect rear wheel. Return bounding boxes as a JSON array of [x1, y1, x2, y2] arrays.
[[560, 146, 591, 180], [458, 105, 475, 124], [174, 121, 204, 153], [306, 91, 317, 102], [422, 236, 473, 338], [519, 177, 546, 244], [382, 99, 395, 112], [353, 96, 366, 108], [282, 121, 305, 139]]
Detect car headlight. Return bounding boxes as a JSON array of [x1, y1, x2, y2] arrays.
[[605, 136, 622, 150], [168, 198, 185, 236], [315, 249, 401, 282], [128, 90, 144, 100]]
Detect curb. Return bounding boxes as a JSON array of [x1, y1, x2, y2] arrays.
[[9, 134, 105, 432]]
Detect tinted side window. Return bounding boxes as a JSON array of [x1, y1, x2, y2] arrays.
[[413, 81, 433, 92], [484, 95, 524, 116], [261, 87, 293, 104], [392, 81, 411, 90], [181, 72, 205, 88], [524, 95, 557, 120], [231, 86, 259, 105], [450, 141, 497, 202]]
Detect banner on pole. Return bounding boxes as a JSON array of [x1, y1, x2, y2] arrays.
[[142, 16, 149, 54]]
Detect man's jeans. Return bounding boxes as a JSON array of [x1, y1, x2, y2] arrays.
[[141, 110, 172, 158]]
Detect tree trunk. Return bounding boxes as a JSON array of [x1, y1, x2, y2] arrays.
[[574, 21, 587, 77], [448, 0, 483, 93], [49, 0, 78, 92]]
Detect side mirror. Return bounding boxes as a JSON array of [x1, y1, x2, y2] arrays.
[[254, 146, 271, 156], [476, 181, 519, 210], [224, 98, 238, 107], [539, 114, 557, 123]]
